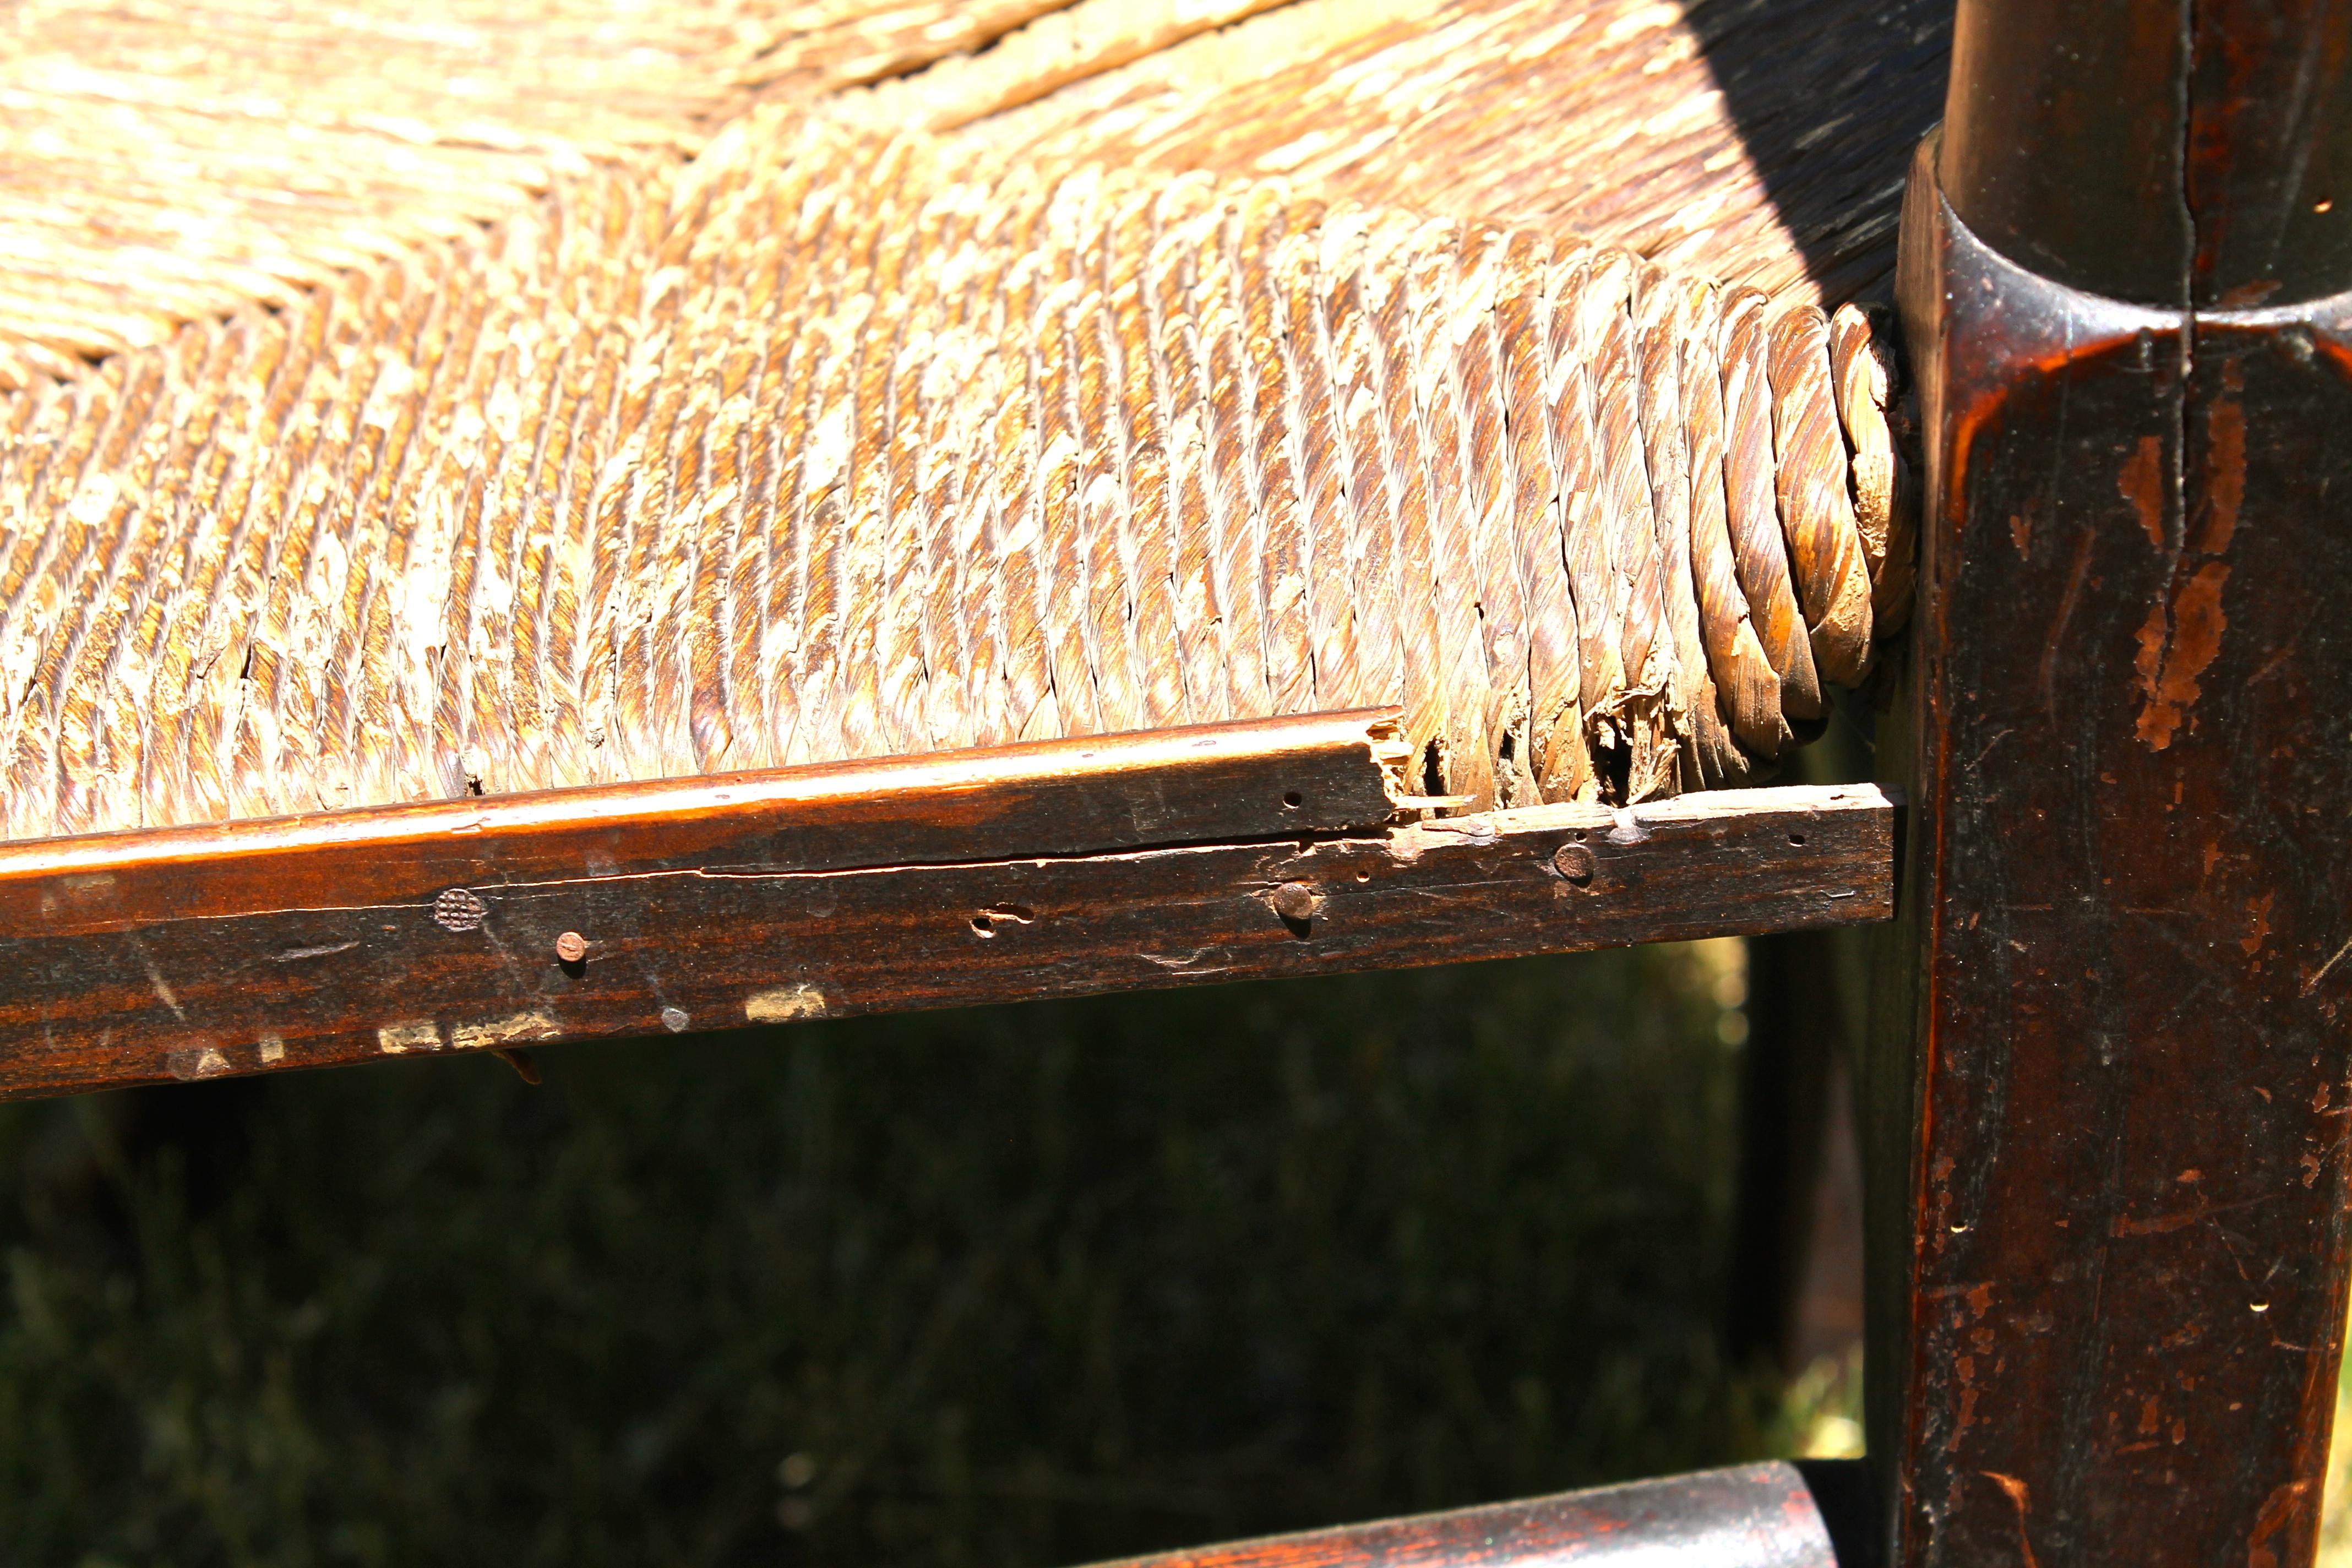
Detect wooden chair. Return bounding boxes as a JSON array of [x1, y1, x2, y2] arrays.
[[1, 1, 2346, 1562]]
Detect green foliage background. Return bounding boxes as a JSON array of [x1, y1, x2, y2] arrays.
[[0, 945, 1792, 1567]]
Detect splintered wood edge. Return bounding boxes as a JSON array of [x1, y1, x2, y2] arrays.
[[0, 781, 1893, 1101]]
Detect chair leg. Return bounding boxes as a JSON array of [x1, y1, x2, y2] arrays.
[[1729, 925, 1842, 1373], [1733, 728, 1875, 1380], [1877, 4, 2352, 1564]]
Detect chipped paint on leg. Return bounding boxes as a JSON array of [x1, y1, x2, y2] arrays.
[[378, 1020, 442, 1053], [450, 1011, 560, 1051], [2135, 563, 2231, 750], [745, 984, 826, 1023], [258, 1035, 286, 1064], [166, 1046, 232, 1080], [143, 958, 187, 1021]]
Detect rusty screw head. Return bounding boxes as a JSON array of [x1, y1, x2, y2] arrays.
[[1271, 881, 1319, 922], [555, 930, 588, 963], [1553, 842, 1597, 888]]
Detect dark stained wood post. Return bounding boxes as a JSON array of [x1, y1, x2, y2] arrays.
[[1883, 2, 2352, 1565]]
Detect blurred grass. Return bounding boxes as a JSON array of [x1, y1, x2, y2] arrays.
[[0, 942, 1831, 1567], [2320, 1303, 2352, 1566]]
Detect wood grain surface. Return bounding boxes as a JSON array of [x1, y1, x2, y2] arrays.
[[0, 774, 1891, 1102]]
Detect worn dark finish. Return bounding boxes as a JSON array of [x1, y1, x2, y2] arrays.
[[1941, 0, 2193, 302], [0, 783, 1892, 1100], [1883, 135, 2352, 1568], [1943, 0, 2352, 307], [1086, 1461, 1877, 1568]]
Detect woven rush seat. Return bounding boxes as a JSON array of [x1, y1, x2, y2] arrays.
[[0, 0, 1085, 381], [916, 0, 1951, 306], [0, 0, 1945, 844]]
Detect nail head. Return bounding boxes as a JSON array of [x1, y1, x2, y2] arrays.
[[432, 886, 488, 931]]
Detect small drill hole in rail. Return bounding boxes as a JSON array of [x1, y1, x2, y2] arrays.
[[970, 904, 1036, 939]]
